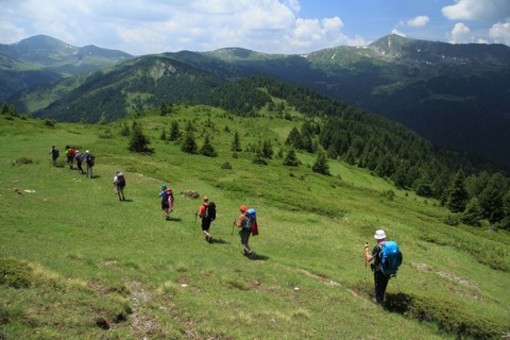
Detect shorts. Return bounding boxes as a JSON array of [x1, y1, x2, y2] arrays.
[[201, 218, 212, 231], [161, 202, 169, 210]]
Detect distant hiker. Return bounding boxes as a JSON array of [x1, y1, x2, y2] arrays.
[[49, 145, 59, 166], [65, 145, 75, 169], [159, 184, 174, 220], [113, 171, 126, 201], [234, 205, 255, 258], [74, 150, 85, 174], [84, 150, 95, 178], [196, 197, 216, 242], [364, 229, 403, 305]]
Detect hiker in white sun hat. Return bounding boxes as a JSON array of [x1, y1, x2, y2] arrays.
[[364, 228, 390, 305]]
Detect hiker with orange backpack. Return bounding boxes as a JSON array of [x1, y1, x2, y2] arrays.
[[196, 197, 216, 242], [234, 205, 256, 258], [364, 229, 403, 306], [159, 184, 174, 220]]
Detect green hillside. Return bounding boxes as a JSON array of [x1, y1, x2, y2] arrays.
[[0, 108, 509, 339]]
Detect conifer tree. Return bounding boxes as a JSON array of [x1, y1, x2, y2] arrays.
[[261, 139, 274, 159], [128, 124, 153, 153], [285, 127, 302, 149], [283, 149, 300, 167], [181, 130, 198, 154], [231, 130, 242, 152], [169, 121, 181, 141], [446, 169, 469, 213], [312, 150, 330, 176], [160, 130, 167, 141], [478, 173, 507, 224], [200, 135, 217, 157], [461, 198, 483, 226]]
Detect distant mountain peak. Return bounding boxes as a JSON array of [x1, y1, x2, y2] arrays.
[[206, 47, 275, 61], [368, 34, 510, 65], [15, 34, 75, 51]]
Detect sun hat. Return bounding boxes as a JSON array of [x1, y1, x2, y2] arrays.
[[374, 229, 387, 240], [240, 205, 248, 212]]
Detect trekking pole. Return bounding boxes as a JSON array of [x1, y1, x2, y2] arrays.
[[231, 220, 236, 235], [393, 274, 402, 292], [364, 242, 369, 290]]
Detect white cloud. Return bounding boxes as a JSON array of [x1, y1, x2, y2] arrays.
[[489, 20, 510, 45], [407, 16, 430, 27], [391, 28, 407, 37], [449, 22, 471, 43], [442, 0, 510, 21], [1, 0, 365, 54]]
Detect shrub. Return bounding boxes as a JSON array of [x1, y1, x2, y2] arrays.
[[385, 293, 505, 339], [44, 119, 56, 127], [221, 162, 232, 170], [443, 214, 459, 226], [0, 258, 33, 289], [14, 157, 34, 165]]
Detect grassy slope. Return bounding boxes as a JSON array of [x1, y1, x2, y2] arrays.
[[0, 108, 509, 339]]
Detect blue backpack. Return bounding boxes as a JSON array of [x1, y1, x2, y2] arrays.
[[243, 208, 256, 229], [380, 241, 403, 277]]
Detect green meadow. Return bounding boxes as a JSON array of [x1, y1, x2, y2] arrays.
[[0, 107, 509, 339]]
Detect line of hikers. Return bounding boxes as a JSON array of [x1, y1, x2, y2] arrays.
[[54, 147, 400, 303], [155, 183, 259, 259], [52, 146, 400, 304], [50, 145, 95, 178]]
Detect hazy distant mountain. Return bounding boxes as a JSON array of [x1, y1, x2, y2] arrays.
[[204, 35, 510, 168], [4, 34, 510, 169], [0, 34, 133, 99]]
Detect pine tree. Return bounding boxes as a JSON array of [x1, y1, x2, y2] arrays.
[[169, 121, 181, 141], [200, 135, 217, 157], [285, 127, 302, 149], [128, 124, 153, 154], [181, 130, 198, 154], [312, 150, 330, 176], [160, 130, 167, 141], [231, 130, 242, 152], [478, 172, 507, 224], [446, 169, 469, 213], [461, 198, 483, 226], [261, 139, 274, 159], [283, 149, 300, 167]]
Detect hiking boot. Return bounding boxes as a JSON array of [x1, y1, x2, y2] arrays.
[[165, 215, 170, 221], [207, 236, 213, 243], [373, 298, 384, 307]]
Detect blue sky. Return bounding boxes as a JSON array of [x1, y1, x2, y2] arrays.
[[1, 0, 509, 55]]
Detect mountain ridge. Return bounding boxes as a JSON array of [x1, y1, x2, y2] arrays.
[[2, 34, 509, 169]]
